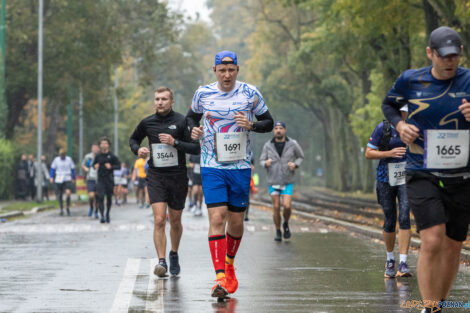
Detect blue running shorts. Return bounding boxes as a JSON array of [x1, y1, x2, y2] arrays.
[[269, 183, 294, 196], [201, 167, 251, 212]]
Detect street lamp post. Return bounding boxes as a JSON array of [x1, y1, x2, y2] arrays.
[[113, 68, 118, 156], [37, 0, 43, 201], [78, 86, 83, 176]]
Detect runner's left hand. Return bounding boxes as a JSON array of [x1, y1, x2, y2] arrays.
[[288, 162, 296, 171], [105, 162, 111, 169], [159, 133, 175, 146], [459, 99, 470, 122], [235, 112, 251, 130]]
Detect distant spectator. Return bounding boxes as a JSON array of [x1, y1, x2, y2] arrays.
[[27, 154, 36, 200], [35, 155, 50, 201], [16, 154, 28, 200]]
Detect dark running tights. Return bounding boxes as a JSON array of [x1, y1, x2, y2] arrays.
[[97, 192, 112, 217], [55, 185, 70, 210]]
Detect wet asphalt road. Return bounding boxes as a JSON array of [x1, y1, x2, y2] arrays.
[[0, 199, 469, 313]]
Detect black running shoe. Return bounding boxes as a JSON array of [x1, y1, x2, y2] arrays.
[[274, 229, 282, 242], [106, 213, 110, 223], [154, 259, 168, 277], [100, 216, 105, 223], [283, 222, 291, 239], [66, 208, 71, 216], [169, 251, 180, 276]]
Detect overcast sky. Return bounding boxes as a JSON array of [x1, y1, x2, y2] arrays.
[[167, 0, 212, 22]]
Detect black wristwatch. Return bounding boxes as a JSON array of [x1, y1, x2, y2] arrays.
[[173, 139, 180, 147]]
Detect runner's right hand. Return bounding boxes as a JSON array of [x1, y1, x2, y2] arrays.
[[94, 163, 99, 170], [138, 147, 149, 158], [396, 121, 419, 145], [265, 159, 272, 167], [388, 147, 407, 158], [191, 126, 203, 140]]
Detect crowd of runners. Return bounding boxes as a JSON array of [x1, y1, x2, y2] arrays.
[[16, 25, 469, 312], [127, 27, 468, 312]]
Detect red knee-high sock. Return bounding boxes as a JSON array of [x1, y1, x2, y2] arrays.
[[226, 232, 242, 265], [209, 234, 227, 279]]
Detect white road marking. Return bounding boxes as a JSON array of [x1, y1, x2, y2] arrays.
[[261, 226, 269, 231], [301, 227, 309, 232], [145, 259, 165, 313], [109, 258, 141, 313], [246, 225, 255, 232]]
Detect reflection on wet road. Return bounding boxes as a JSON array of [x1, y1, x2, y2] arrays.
[[0, 201, 468, 312]]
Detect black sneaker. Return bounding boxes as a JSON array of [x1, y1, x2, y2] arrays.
[[384, 259, 396, 278], [100, 216, 105, 223], [283, 222, 291, 239], [154, 259, 168, 277], [66, 208, 71, 216], [106, 213, 110, 223], [169, 251, 180, 276], [274, 229, 282, 242]]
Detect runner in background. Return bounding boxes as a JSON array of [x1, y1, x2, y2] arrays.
[[244, 158, 256, 222], [50, 149, 76, 216], [119, 162, 130, 204], [186, 157, 195, 212], [133, 156, 148, 208], [93, 137, 120, 223], [82, 143, 99, 218], [189, 154, 203, 216], [260, 121, 304, 241], [365, 113, 412, 279], [113, 166, 123, 206]]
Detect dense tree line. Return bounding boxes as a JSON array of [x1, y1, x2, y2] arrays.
[[209, 0, 470, 191], [3, 0, 470, 197]]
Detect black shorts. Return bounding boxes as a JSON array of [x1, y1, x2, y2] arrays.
[[192, 173, 202, 186], [406, 172, 470, 242], [147, 170, 188, 210], [187, 169, 194, 187], [137, 178, 147, 189], [96, 181, 114, 197], [86, 180, 97, 192], [55, 181, 73, 193]]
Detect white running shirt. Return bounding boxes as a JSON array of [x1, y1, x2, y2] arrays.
[[191, 81, 268, 170], [51, 156, 75, 182]]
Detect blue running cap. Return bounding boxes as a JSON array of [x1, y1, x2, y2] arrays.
[[215, 50, 238, 66]]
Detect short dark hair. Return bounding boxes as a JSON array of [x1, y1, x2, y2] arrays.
[[99, 136, 111, 146], [154, 86, 174, 100]]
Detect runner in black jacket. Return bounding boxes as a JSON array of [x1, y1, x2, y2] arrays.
[[129, 86, 199, 277], [93, 137, 120, 223]]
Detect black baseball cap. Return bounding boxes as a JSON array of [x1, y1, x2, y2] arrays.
[[274, 121, 286, 128], [429, 26, 462, 57]]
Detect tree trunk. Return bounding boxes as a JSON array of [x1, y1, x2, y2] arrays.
[[5, 88, 29, 139], [422, 0, 440, 37]]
